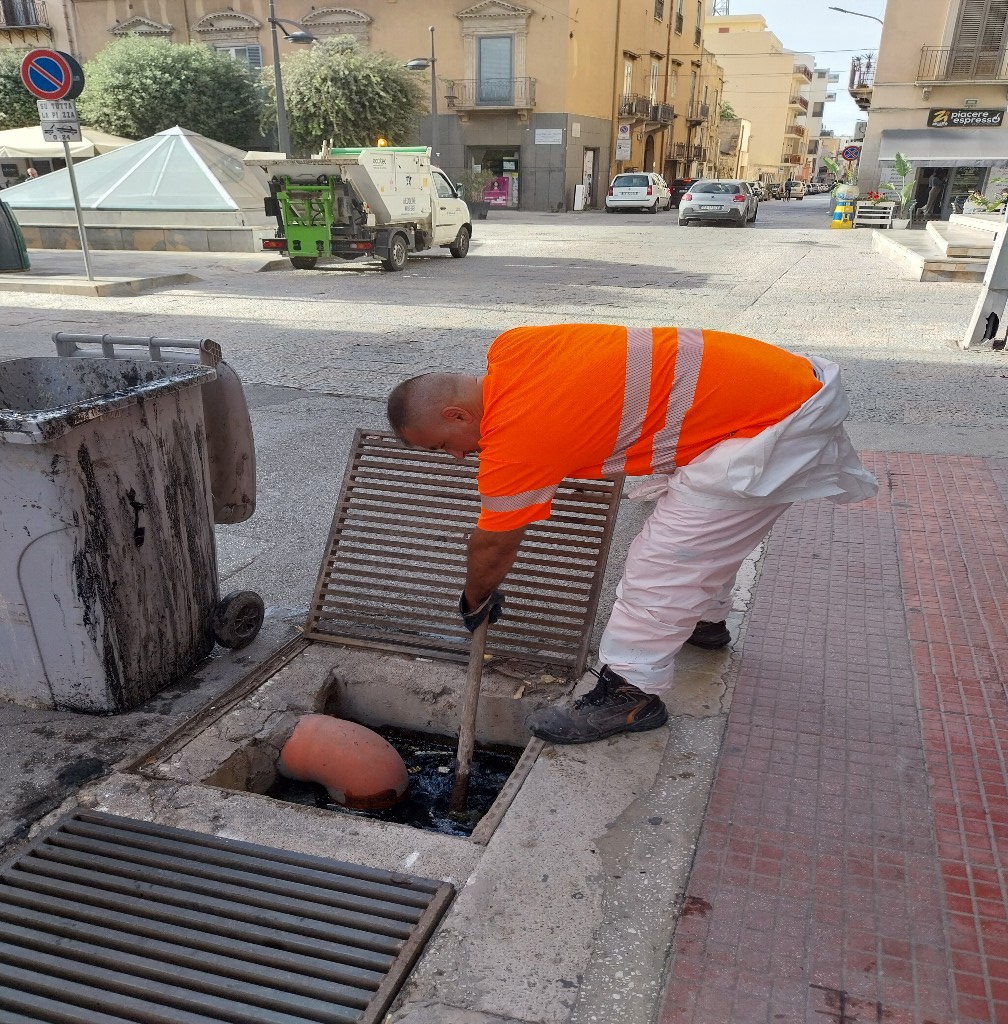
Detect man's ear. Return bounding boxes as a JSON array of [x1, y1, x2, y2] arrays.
[[441, 405, 474, 424]]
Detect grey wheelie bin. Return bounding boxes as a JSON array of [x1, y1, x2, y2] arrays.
[[0, 354, 262, 713]]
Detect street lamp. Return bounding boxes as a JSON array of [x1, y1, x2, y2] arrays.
[[406, 26, 438, 162], [827, 6, 884, 24], [268, 0, 316, 155]]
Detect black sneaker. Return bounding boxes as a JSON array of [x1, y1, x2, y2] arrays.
[[686, 620, 731, 650], [525, 666, 668, 744]]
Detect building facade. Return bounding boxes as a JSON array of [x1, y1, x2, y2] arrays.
[[29, 0, 727, 212], [705, 13, 813, 184], [806, 65, 839, 181], [857, 0, 1008, 217]]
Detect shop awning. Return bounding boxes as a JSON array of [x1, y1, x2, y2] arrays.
[[878, 128, 1008, 166]]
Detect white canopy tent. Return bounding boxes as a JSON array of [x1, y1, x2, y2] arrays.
[[0, 126, 134, 159]]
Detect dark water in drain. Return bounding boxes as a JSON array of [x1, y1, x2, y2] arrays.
[[265, 727, 523, 838]]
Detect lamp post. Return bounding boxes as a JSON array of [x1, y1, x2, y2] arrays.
[[827, 6, 884, 24], [406, 25, 438, 162], [268, 0, 315, 155]]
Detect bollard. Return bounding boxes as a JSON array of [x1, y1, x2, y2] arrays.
[[831, 195, 854, 229]]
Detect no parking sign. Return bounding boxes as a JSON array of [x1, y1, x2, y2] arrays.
[[20, 49, 84, 101]]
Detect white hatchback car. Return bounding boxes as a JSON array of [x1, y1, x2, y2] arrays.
[[605, 172, 672, 214], [677, 179, 759, 227]]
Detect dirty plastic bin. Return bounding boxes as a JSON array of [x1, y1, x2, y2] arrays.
[[0, 357, 220, 712], [0, 198, 30, 272]]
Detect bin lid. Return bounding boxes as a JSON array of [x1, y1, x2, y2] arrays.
[[0, 357, 216, 444]]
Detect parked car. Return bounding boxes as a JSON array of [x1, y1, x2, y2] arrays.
[[767, 182, 782, 199], [605, 172, 671, 213], [677, 179, 759, 227], [747, 180, 766, 200], [670, 177, 699, 207], [785, 180, 807, 200]]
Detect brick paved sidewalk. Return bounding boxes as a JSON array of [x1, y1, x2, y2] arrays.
[[659, 452, 1008, 1024]]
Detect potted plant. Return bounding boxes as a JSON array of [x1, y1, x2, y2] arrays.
[[456, 169, 496, 220], [882, 151, 914, 228], [822, 155, 860, 226]]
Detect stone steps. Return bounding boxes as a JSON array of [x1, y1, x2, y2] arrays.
[[873, 213, 1004, 282]]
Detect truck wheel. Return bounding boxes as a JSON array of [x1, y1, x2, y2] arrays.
[[383, 234, 409, 272], [449, 227, 471, 259], [290, 256, 317, 270], [212, 590, 265, 650]]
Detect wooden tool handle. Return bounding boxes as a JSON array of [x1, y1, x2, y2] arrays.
[[448, 617, 489, 815]]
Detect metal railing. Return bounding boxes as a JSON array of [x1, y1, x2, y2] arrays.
[[789, 94, 809, 111], [849, 53, 875, 89], [782, 153, 802, 165], [444, 77, 536, 109], [918, 45, 1008, 82], [674, 141, 687, 158], [0, 0, 49, 27], [785, 124, 806, 137], [650, 102, 675, 123], [794, 64, 813, 81], [686, 101, 709, 122]]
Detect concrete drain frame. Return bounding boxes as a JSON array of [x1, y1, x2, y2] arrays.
[[131, 635, 559, 848]]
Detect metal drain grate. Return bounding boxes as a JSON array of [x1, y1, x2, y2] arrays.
[[0, 810, 453, 1024], [305, 430, 623, 674]]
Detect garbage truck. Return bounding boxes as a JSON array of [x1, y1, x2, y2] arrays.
[[246, 146, 472, 271]]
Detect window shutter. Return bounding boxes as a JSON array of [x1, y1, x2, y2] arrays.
[[951, 0, 1008, 77]]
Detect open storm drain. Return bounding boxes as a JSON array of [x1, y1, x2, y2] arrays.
[[0, 810, 453, 1024]]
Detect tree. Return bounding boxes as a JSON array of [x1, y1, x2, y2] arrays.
[[263, 36, 426, 154], [77, 37, 264, 148], [0, 53, 42, 130], [719, 100, 737, 121]]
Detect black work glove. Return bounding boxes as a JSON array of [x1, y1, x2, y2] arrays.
[[459, 590, 505, 633]]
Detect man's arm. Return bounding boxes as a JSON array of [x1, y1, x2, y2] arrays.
[[463, 525, 526, 609]]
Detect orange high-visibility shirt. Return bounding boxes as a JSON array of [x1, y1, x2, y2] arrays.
[[477, 325, 822, 531]]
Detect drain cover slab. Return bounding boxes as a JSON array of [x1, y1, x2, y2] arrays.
[[0, 810, 453, 1023], [306, 430, 622, 674]]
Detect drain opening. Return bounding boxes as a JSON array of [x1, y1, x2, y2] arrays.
[[266, 727, 525, 837]]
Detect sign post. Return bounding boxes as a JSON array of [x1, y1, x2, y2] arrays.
[[19, 48, 93, 282]]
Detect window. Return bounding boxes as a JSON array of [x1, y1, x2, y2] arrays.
[[623, 59, 634, 99], [813, 101, 824, 117], [951, 0, 1008, 77], [650, 60, 661, 102], [433, 171, 457, 199], [478, 36, 513, 104], [654, 0, 665, 18], [675, 0, 684, 33], [214, 44, 263, 69]]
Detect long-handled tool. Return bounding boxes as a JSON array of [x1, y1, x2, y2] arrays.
[[448, 617, 490, 815]]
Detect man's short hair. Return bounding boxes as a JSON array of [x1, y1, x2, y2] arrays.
[[387, 373, 461, 438]]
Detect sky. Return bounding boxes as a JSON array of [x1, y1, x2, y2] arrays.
[[727, 0, 885, 135]]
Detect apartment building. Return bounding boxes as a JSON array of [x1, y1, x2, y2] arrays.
[[858, 0, 1008, 217], [29, 0, 722, 212], [806, 66, 839, 181], [705, 13, 813, 184], [0, 1, 72, 52]]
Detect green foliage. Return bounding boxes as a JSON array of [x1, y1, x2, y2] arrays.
[[822, 155, 857, 193], [264, 36, 426, 154], [456, 169, 495, 203], [882, 151, 914, 216], [77, 37, 264, 148], [0, 53, 41, 130], [719, 100, 737, 121]]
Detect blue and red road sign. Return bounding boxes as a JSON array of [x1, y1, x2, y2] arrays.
[[20, 49, 84, 101]]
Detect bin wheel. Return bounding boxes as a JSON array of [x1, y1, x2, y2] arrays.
[[290, 256, 317, 270], [213, 590, 265, 650]]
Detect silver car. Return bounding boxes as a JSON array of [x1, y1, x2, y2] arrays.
[[678, 179, 759, 227]]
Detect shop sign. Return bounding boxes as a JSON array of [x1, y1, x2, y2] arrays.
[[928, 107, 1004, 127]]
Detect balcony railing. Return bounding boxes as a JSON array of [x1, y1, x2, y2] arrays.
[[919, 45, 1008, 82], [650, 102, 675, 123], [848, 53, 874, 111], [785, 124, 806, 137], [793, 64, 813, 81], [789, 94, 809, 111], [686, 101, 709, 123], [674, 142, 686, 158], [444, 77, 536, 110], [0, 0, 49, 27], [619, 94, 660, 118], [782, 153, 802, 165], [692, 144, 705, 162]]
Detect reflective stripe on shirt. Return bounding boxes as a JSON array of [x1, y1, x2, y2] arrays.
[[601, 327, 653, 475], [481, 483, 558, 513], [652, 327, 704, 472]]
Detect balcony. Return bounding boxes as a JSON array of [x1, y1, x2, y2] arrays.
[[444, 77, 536, 111], [789, 94, 809, 112], [0, 0, 50, 29], [793, 63, 813, 82], [692, 144, 705, 162], [918, 45, 1008, 83], [847, 53, 874, 111], [619, 93, 655, 119], [650, 102, 675, 124], [782, 153, 803, 165], [785, 124, 806, 138], [674, 142, 687, 158], [686, 101, 709, 124]]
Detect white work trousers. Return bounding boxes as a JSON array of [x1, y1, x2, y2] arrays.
[[598, 485, 790, 693]]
